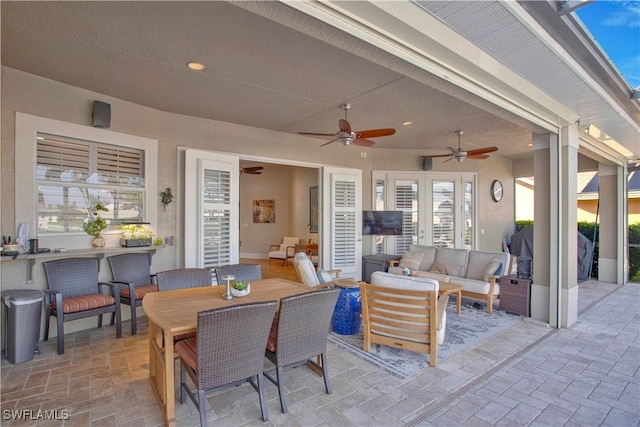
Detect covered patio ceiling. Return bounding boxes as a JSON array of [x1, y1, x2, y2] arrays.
[[1, 1, 638, 162]]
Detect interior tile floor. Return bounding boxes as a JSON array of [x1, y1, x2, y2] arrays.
[[1, 279, 638, 427]]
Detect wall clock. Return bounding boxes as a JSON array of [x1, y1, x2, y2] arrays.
[[491, 180, 503, 202]]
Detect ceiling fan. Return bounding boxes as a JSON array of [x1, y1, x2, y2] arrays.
[[422, 130, 498, 163], [240, 166, 263, 175], [298, 103, 396, 147]]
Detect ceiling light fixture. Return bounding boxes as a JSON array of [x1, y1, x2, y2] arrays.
[[402, 121, 413, 126], [187, 62, 205, 71]]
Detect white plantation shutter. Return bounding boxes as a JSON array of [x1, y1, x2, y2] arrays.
[[185, 150, 239, 271], [37, 137, 90, 179], [97, 146, 143, 182], [333, 180, 357, 267], [202, 169, 232, 270], [35, 134, 146, 232], [394, 182, 416, 254], [322, 167, 362, 280]]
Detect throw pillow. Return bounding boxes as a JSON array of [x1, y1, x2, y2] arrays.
[[399, 252, 424, 271], [483, 258, 502, 281], [431, 262, 447, 274]]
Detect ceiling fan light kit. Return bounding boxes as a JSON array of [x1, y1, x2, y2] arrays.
[[422, 130, 498, 163], [298, 103, 396, 147]]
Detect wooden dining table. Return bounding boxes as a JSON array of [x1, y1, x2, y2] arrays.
[[142, 278, 311, 427]]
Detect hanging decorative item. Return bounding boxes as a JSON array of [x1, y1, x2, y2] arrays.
[[160, 188, 174, 211]]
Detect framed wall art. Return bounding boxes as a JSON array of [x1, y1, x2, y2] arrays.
[[253, 199, 275, 223]]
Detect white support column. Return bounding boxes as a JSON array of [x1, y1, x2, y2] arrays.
[[531, 134, 554, 326], [560, 126, 579, 327], [598, 164, 627, 284]]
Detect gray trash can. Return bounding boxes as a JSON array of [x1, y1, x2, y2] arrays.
[[2, 289, 44, 364]]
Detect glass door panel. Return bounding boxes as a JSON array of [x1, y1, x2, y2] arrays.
[[433, 181, 455, 248]]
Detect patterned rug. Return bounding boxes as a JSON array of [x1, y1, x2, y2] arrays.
[[327, 299, 523, 379]]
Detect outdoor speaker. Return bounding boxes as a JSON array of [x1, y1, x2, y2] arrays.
[[92, 101, 111, 128], [422, 157, 432, 171]]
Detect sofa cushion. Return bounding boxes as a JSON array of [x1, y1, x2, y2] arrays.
[[408, 245, 437, 271], [433, 248, 468, 276], [370, 271, 438, 292], [449, 276, 500, 295], [431, 262, 464, 277], [399, 252, 424, 271], [466, 251, 508, 281]]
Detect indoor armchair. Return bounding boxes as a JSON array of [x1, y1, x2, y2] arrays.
[[268, 236, 300, 266]]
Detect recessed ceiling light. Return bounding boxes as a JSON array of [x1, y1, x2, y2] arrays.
[[187, 62, 205, 71], [528, 143, 533, 147], [402, 121, 413, 126]]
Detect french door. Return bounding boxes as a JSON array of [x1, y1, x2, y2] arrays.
[[321, 167, 363, 280], [184, 150, 239, 272], [373, 172, 475, 254]]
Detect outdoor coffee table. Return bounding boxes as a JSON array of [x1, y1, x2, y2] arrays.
[[439, 282, 463, 314]]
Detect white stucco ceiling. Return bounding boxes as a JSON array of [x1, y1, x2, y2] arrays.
[[1, 1, 637, 161]]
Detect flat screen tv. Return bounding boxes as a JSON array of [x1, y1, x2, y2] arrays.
[[362, 210, 403, 235]]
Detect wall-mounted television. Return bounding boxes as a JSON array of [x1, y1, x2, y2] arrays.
[[362, 210, 403, 235]]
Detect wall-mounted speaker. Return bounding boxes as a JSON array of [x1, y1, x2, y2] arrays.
[[422, 157, 432, 171], [92, 101, 111, 128]]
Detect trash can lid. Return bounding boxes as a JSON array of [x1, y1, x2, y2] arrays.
[[2, 289, 44, 306]]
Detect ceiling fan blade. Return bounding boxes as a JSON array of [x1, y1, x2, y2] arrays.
[[245, 170, 263, 174], [422, 153, 455, 158], [467, 146, 498, 155], [242, 166, 263, 172], [339, 119, 351, 133], [466, 154, 490, 160], [320, 137, 340, 147], [356, 128, 396, 139], [446, 147, 458, 153], [298, 131, 338, 137], [353, 138, 375, 147]]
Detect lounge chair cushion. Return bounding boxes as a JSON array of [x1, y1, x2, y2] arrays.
[[52, 294, 116, 314], [118, 284, 158, 300]]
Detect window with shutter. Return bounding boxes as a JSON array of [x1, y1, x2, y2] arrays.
[[36, 133, 146, 234]]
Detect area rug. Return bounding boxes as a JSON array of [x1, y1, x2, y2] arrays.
[[327, 300, 523, 379]]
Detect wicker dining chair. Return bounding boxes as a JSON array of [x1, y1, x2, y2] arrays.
[[155, 268, 213, 291], [264, 288, 340, 413], [107, 253, 157, 335], [175, 301, 278, 426], [214, 263, 262, 284], [43, 257, 122, 355]]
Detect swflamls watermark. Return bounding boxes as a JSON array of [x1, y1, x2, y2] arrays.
[[3, 409, 70, 421]]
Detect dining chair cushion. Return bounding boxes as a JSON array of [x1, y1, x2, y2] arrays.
[[175, 337, 198, 371], [266, 313, 280, 352], [174, 332, 196, 343], [118, 284, 158, 300], [51, 294, 117, 314]]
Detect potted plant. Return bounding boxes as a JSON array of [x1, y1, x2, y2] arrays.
[[230, 280, 251, 297], [120, 224, 154, 247], [85, 202, 109, 248]]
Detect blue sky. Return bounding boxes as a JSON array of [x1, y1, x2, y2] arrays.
[[576, 1, 640, 89]]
